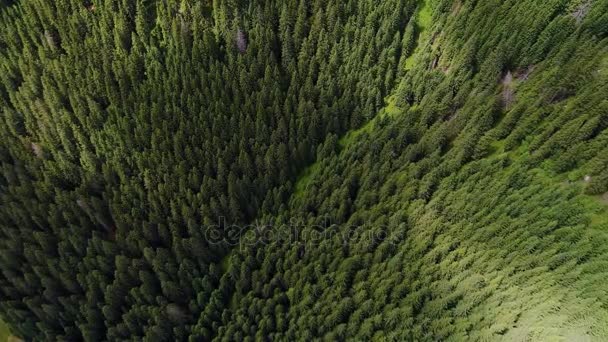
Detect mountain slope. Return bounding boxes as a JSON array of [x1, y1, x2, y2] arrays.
[[211, 0, 608, 340], [0, 0, 607, 341]]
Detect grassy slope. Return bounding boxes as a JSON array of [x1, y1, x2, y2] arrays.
[[218, 1, 608, 339], [295, 0, 430, 198], [289, 121, 608, 339], [0, 320, 11, 342], [294, 96, 405, 199], [404, 0, 432, 70], [285, 6, 608, 340]]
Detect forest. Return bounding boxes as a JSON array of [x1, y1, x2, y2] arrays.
[[0, 0, 607, 340]]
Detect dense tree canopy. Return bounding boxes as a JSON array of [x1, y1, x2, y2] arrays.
[[0, 0, 607, 340]]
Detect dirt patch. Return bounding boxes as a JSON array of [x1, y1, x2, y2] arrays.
[[83, 1, 96, 11], [30, 142, 43, 158], [431, 55, 439, 70], [572, 1, 591, 25], [44, 30, 57, 50], [451, 0, 463, 15], [515, 65, 534, 81], [602, 192, 608, 203], [236, 28, 247, 53], [501, 71, 514, 108]]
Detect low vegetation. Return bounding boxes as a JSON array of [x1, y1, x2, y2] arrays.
[[0, 0, 607, 340]]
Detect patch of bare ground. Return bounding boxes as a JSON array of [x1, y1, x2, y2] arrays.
[[501, 71, 515, 108], [430, 54, 439, 70], [515, 65, 534, 81], [451, 0, 462, 15], [501, 65, 534, 108], [30, 142, 43, 158], [572, 1, 591, 25]]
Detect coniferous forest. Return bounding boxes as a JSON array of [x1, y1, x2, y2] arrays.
[[0, 0, 607, 340]]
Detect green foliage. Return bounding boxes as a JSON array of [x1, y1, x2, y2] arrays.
[[0, 0, 607, 341], [0, 320, 11, 342]]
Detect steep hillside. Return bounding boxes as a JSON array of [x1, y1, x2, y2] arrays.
[[0, 0, 416, 339], [0, 0, 607, 341], [211, 0, 608, 340]]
